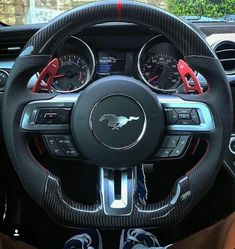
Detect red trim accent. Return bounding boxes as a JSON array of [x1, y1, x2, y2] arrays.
[[33, 136, 46, 155], [190, 138, 201, 156], [117, 0, 122, 18], [177, 59, 203, 94], [32, 58, 60, 93], [186, 141, 209, 176]]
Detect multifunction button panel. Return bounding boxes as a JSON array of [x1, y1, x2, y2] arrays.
[[156, 135, 190, 158], [164, 108, 200, 125], [35, 108, 71, 125], [44, 135, 79, 158]]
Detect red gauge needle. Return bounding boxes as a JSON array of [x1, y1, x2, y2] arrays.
[[148, 75, 159, 82], [54, 74, 65, 79]]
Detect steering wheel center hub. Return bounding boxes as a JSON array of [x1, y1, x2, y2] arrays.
[[90, 95, 146, 150], [71, 76, 164, 168]]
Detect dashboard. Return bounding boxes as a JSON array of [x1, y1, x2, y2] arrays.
[[0, 22, 234, 95]]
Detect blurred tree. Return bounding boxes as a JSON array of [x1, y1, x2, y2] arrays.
[[2, 0, 234, 25], [167, 0, 235, 17], [0, 0, 166, 25]]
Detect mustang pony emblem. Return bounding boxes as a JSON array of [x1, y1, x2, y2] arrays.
[[180, 191, 191, 201], [99, 114, 139, 130]]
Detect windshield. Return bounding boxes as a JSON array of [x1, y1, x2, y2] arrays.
[[0, 0, 234, 25]]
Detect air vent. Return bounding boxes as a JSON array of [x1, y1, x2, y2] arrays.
[[0, 41, 26, 59], [215, 41, 235, 75]]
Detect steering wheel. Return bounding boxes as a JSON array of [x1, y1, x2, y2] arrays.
[[2, 0, 233, 228]]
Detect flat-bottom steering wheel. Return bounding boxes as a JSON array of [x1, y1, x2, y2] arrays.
[[2, 0, 232, 228]]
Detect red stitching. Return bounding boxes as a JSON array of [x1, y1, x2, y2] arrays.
[[186, 140, 209, 176]]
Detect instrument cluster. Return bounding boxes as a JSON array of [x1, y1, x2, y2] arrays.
[[52, 37, 95, 93], [138, 36, 182, 91], [51, 35, 183, 93]]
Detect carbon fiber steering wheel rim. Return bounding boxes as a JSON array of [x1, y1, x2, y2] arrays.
[[2, 0, 233, 228]]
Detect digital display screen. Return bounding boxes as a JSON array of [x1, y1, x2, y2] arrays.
[[97, 51, 125, 75]]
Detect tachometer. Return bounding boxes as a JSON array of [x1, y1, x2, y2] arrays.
[[52, 54, 90, 92], [140, 52, 181, 91]]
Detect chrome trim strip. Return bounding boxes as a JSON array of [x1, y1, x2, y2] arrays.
[[20, 93, 214, 133], [100, 167, 136, 216], [89, 94, 147, 150], [158, 95, 215, 132], [0, 61, 14, 69], [20, 94, 79, 132]]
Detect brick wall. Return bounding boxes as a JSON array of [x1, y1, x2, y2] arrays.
[[0, 0, 167, 25]]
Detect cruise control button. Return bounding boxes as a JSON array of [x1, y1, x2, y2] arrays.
[[36, 109, 60, 124], [164, 109, 178, 124], [35, 108, 71, 124], [57, 108, 71, 124], [178, 113, 190, 119], [175, 108, 191, 114], [161, 136, 180, 148], [156, 148, 173, 158], [45, 135, 57, 146], [56, 135, 74, 147], [176, 119, 194, 125], [44, 135, 64, 157], [178, 136, 190, 147], [170, 147, 182, 157], [170, 136, 190, 157], [191, 109, 200, 125], [44, 112, 57, 119], [62, 147, 79, 157], [51, 147, 64, 157], [35, 109, 50, 124]]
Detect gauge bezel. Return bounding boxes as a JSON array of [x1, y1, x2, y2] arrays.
[[52, 36, 95, 93], [138, 35, 179, 92], [0, 69, 9, 91]]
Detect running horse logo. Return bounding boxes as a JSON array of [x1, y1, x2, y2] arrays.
[[99, 114, 139, 130]]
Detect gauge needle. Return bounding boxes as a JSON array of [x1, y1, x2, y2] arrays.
[[54, 74, 65, 78], [148, 75, 159, 82], [78, 72, 82, 81]]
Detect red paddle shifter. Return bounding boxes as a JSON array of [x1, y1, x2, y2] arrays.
[[177, 59, 203, 94], [32, 58, 60, 93]]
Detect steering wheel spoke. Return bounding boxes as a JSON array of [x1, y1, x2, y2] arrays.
[[152, 94, 215, 159], [20, 93, 78, 133], [158, 94, 215, 134], [100, 167, 136, 216]]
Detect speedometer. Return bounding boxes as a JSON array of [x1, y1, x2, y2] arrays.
[[52, 54, 90, 92], [138, 35, 183, 91], [140, 52, 181, 91]]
